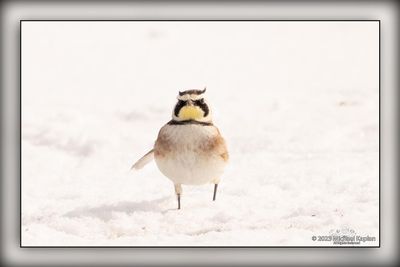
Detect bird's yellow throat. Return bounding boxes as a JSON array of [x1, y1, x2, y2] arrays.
[[178, 106, 204, 120]]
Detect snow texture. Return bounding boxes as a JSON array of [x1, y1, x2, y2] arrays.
[[21, 22, 379, 246]]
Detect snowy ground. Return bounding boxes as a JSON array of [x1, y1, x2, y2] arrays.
[[21, 22, 379, 246]]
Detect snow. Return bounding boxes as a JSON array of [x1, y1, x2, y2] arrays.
[[21, 21, 379, 246]]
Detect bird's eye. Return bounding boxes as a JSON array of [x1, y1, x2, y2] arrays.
[[195, 99, 205, 105]]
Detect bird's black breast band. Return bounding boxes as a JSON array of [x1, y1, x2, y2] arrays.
[[167, 120, 213, 126]]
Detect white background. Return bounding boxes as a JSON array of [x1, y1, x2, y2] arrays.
[[21, 21, 379, 246]]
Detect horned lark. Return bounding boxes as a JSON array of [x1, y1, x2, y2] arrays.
[[132, 88, 229, 209]]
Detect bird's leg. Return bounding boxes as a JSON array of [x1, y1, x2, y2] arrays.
[[174, 184, 182, 210], [213, 184, 218, 201], [212, 178, 220, 201]]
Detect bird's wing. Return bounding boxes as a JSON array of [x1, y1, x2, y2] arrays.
[[131, 149, 154, 170]]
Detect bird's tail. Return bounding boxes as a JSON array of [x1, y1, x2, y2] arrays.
[[131, 149, 154, 170]]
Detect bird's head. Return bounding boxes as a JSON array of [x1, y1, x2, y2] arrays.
[[172, 87, 212, 123]]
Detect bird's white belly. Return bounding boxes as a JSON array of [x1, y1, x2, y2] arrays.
[[155, 150, 225, 185]]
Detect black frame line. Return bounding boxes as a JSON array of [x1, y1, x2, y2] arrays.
[[19, 19, 381, 249]]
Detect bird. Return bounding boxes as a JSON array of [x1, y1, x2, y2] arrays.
[[131, 88, 229, 209]]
